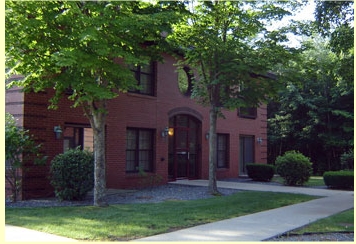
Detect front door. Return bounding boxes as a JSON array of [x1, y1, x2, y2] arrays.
[[168, 115, 200, 180], [239, 135, 255, 175]]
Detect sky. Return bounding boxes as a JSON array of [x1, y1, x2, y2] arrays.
[[267, 1, 316, 48]]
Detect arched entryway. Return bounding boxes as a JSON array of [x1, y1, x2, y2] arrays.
[[168, 115, 201, 180]]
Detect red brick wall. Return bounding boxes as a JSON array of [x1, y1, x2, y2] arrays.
[[5, 53, 267, 199]]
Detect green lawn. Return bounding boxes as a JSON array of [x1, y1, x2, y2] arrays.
[[291, 209, 354, 234], [270, 176, 354, 237], [6, 191, 316, 241]]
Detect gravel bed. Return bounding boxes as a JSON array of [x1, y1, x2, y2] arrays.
[[5, 184, 239, 208], [265, 232, 354, 241]]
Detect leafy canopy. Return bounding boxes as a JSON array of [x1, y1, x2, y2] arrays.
[[267, 37, 353, 172], [169, 1, 299, 110], [5, 1, 184, 108]]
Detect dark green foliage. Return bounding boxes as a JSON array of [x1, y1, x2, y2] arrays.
[[267, 1, 354, 173], [267, 37, 353, 174], [246, 164, 275, 182], [340, 149, 354, 170], [323, 171, 354, 190], [50, 148, 94, 201], [275, 151, 312, 186]]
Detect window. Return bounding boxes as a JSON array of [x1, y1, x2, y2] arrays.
[[63, 125, 93, 152], [129, 63, 155, 96], [126, 128, 154, 172], [217, 134, 229, 168], [238, 107, 257, 119], [177, 66, 193, 96]]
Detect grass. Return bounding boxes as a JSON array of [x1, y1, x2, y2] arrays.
[[6, 191, 316, 241], [271, 176, 354, 236], [290, 209, 354, 234]]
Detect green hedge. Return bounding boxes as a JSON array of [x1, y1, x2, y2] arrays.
[[323, 171, 354, 190], [246, 163, 275, 182]]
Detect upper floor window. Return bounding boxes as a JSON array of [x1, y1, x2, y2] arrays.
[[217, 133, 229, 168], [177, 66, 193, 96], [129, 62, 155, 96], [238, 107, 257, 119]]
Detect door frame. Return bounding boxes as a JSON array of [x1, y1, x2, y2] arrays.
[[239, 135, 255, 175], [168, 114, 201, 181]]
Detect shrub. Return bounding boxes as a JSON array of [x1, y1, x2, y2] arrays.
[[5, 113, 46, 202], [246, 164, 275, 182], [323, 171, 354, 189], [275, 151, 312, 186], [50, 148, 94, 201]]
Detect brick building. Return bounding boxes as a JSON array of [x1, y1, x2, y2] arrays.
[[6, 53, 267, 200]]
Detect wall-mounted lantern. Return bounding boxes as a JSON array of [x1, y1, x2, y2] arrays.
[[257, 137, 263, 145], [168, 128, 174, 136], [161, 127, 169, 138], [54, 126, 63, 139], [205, 132, 209, 140], [162, 127, 174, 138]]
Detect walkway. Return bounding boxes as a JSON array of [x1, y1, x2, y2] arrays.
[[5, 180, 354, 242], [5, 225, 77, 242], [134, 180, 354, 241]]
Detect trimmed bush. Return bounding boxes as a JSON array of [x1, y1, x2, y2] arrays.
[[275, 151, 312, 186], [50, 148, 94, 201], [323, 171, 354, 189], [246, 163, 275, 182]]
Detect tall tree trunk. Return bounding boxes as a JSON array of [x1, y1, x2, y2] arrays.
[[92, 118, 107, 207], [208, 106, 220, 195], [84, 101, 108, 207]]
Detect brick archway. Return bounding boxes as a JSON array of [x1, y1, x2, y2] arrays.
[[167, 107, 203, 122]]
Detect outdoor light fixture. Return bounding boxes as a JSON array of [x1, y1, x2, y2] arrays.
[[205, 132, 209, 140], [54, 126, 63, 139], [168, 128, 174, 136], [160, 31, 168, 38], [161, 127, 169, 138], [257, 137, 263, 144]]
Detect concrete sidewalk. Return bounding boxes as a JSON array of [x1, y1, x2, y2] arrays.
[[5, 224, 78, 242], [134, 180, 354, 241], [5, 180, 354, 242]]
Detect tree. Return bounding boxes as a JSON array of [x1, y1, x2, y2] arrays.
[[5, 113, 45, 202], [268, 1, 354, 173], [169, 1, 298, 194], [314, 0, 354, 38], [314, 0, 354, 92], [267, 37, 353, 173], [5, 1, 184, 206]]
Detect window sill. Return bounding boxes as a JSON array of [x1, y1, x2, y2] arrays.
[[217, 167, 229, 171], [238, 116, 257, 120], [127, 93, 157, 100]]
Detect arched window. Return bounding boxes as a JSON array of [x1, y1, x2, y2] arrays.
[[177, 66, 193, 96]]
